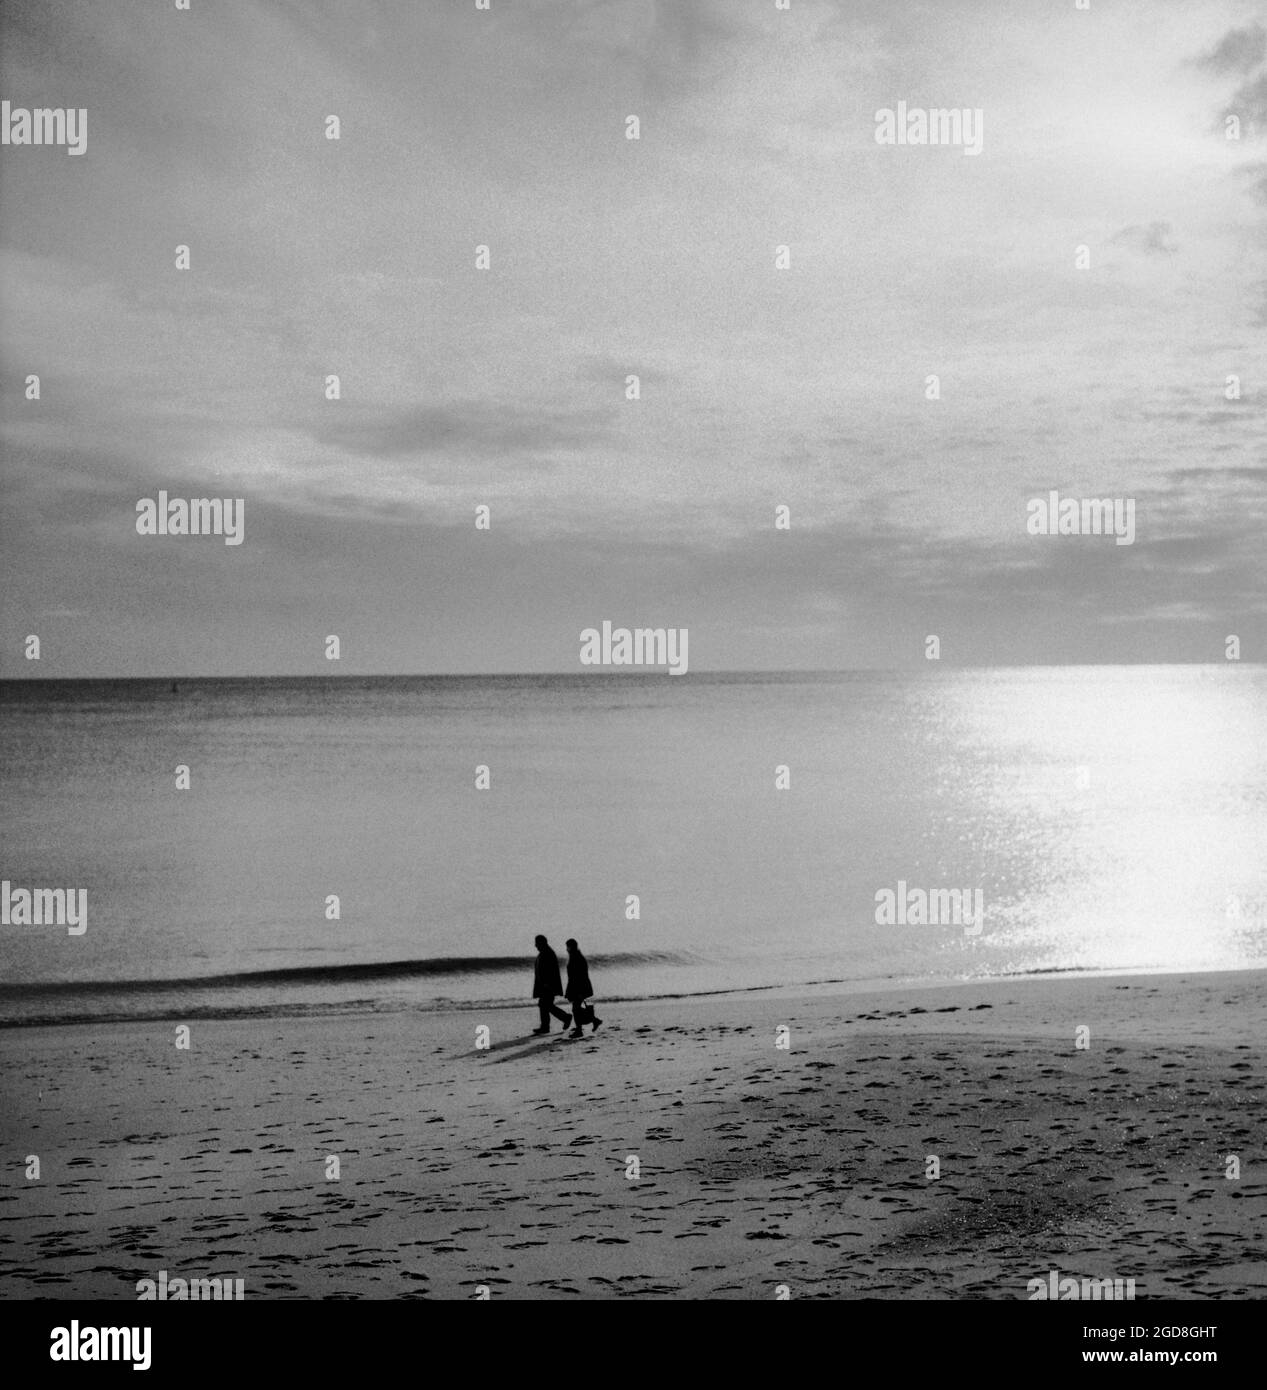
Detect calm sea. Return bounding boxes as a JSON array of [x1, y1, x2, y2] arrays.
[[1, 668, 1264, 1026]]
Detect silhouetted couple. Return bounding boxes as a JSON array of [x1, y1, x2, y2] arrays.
[[532, 935, 602, 1039]]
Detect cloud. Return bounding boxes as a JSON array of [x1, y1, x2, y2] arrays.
[[577, 355, 671, 388], [1237, 161, 1267, 203], [1229, 70, 1267, 128], [1195, 23, 1267, 75], [615, 0, 751, 100], [4, 0, 1267, 672], [1109, 221, 1177, 256], [310, 400, 614, 462], [494, 0, 751, 106], [1253, 280, 1267, 327]]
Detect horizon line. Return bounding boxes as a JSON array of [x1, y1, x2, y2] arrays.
[[0, 661, 1261, 682]]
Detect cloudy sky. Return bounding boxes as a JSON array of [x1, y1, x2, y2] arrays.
[[1, 0, 1264, 675]]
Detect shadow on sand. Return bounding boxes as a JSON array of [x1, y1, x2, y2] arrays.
[[479, 1033, 569, 1062]]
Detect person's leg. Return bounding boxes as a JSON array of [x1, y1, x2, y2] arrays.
[[550, 997, 571, 1025], [533, 999, 551, 1032]]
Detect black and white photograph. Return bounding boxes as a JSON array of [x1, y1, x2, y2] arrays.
[[1, 0, 1264, 1362]]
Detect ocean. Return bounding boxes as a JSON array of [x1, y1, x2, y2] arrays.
[[1, 668, 1264, 1026]]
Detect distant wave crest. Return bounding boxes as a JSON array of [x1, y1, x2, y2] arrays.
[[0, 951, 689, 999]]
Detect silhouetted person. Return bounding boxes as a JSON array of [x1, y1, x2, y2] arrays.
[[565, 938, 602, 1038], [531, 934, 571, 1035]]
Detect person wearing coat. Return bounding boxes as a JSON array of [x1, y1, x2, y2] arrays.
[[531, 935, 572, 1035], [564, 938, 602, 1038]]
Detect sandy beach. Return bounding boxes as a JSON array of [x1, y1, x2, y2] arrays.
[[1, 970, 1264, 1300]]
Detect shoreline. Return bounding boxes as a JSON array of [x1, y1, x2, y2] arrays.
[[3, 962, 1264, 1033]]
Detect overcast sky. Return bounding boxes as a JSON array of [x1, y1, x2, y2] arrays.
[[2, 0, 1264, 675]]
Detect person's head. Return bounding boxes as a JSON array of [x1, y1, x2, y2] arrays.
[[534, 935, 548, 950], [565, 938, 578, 954]]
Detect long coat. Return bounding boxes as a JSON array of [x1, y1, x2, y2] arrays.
[[565, 950, 593, 1003], [533, 946, 563, 999]]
